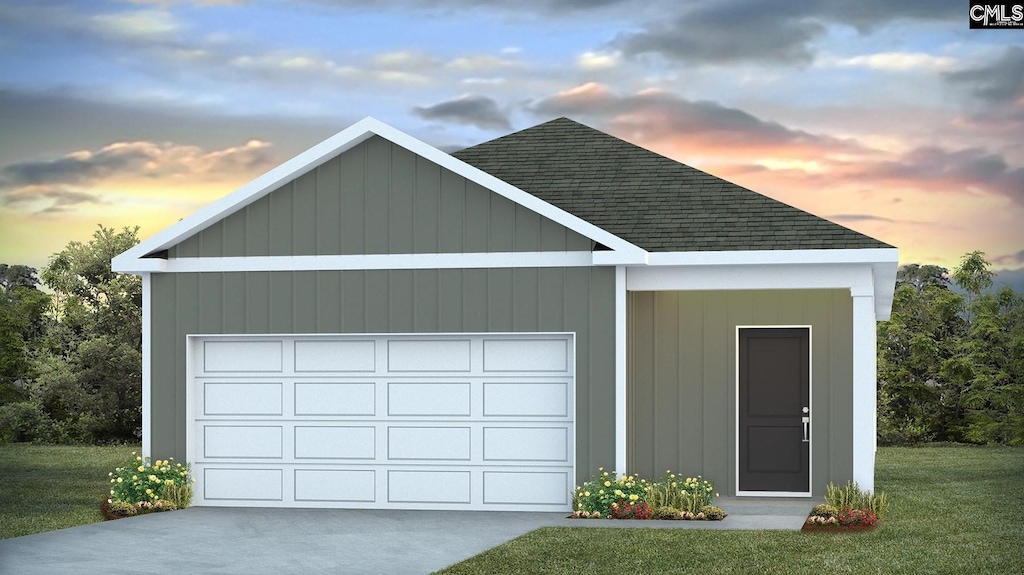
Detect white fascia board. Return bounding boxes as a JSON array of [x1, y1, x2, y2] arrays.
[[115, 117, 644, 270], [637, 248, 899, 321], [645, 248, 898, 267], [133, 251, 595, 273]]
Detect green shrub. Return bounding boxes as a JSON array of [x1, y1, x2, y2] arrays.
[[161, 481, 194, 509], [810, 503, 839, 519], [700, 505, 727, 520], [825, 481, 889, 518], [652, 506, 682, 520], [645, 472, 694, 511], [108, 452, 192, 507]]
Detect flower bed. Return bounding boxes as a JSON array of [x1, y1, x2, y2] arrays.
[[570, 468, 727, 521], [100, 452, 194, 520], [802, 481, 888, 532]]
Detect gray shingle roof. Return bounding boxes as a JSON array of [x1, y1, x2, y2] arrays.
[[453, 117, 893, 252]]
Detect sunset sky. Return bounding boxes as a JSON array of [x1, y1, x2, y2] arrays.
[[1, 1, 1022, 288]]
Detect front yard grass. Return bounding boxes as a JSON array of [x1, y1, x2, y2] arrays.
[[0, 443, 137, 540], [438, 445, 1024, 575]]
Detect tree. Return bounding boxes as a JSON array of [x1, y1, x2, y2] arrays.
[[0, 266, 50, 404], [878, 251, 1024, 445], [22, 226, 142, 443]]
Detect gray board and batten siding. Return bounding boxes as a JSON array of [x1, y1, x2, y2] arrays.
[[150, 134, 617, 482], [627, 289, 854, 497], [166, 135, 595, 259]]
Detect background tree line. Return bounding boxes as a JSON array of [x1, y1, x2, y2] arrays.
[[0, 226, 141, 443], [0, 227, 1021, 445]]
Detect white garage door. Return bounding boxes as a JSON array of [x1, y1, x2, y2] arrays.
[[187, 333, 575, 511]]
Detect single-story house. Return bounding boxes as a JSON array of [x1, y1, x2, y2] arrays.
[[113, 117, 897, 511]]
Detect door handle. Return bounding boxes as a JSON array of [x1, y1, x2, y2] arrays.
[[801, 407, 810, 443]]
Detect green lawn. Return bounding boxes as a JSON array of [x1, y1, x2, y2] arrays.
[[2, 444, 1022, 575], [0, 443, 138, 539], [438, 446, 1024, 575]]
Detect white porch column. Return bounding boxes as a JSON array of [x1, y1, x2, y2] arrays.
[[140, 272, 152, 459], [851, 288, 877, 492], [615, 265, 627, 476]]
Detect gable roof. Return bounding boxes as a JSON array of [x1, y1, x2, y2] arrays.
[[113, 117, 645, 272], [453, 117, 893, 252]]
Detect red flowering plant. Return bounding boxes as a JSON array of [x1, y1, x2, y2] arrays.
[[611, 499, 653, 520], [838, 508, 878, 526]]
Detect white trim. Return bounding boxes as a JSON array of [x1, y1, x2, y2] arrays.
[[114, 117, 645, 272], [851, 294, 877, 493], [734, 325, 813, 498], [184, 332, 577, 512], [646, 248, 897, 267], [119, 251, 600, 274], [614, 265, 627, 477], [140, 273, 151, 459], [628, 259, 895, 321]]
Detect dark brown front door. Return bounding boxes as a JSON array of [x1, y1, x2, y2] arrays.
[[738, 327, 810, 493]]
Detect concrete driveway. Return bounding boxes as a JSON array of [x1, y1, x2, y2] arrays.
[[0, 508, 566, 575]]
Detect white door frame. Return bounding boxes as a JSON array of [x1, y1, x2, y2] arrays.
[[734, 325, 813, 498]]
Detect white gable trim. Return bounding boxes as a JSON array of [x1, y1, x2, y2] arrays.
[[113, 117, 645, 272]]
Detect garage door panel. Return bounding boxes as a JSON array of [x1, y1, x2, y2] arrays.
[[204, 425, 283, 459], [204, 468, 283, 501], [294, 340, 376, 372], [294, 426, 375, 459], [388, 427, 470, 460], [387, 339, 471, 372], [204, 382, 282, 416], [388, 382, 471, 416], [203, 341, 282, 373], [483, 382, 568, 417], [483, 338, 568, 372], [483, 427, 568, 462], [294, 469, 376, 502], [294, 382, 375, 416], [388, 470, 471, 503], [483, 471, 569, 505]]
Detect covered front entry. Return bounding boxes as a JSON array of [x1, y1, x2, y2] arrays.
[[186, 333, 575, 511], [737, 327, 810, 496]]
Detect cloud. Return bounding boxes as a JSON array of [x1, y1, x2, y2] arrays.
[[414, 94, 512, 131], [0, 139, 274, 214], [2, 186, 106, 213], [577, 51, 620, 70], [825, 51, 957, 72], [88, 9, 180, 40], [945, 46, 1024, 103], [849, 146, 1024, 206], [616, 2, 824, 65], [529, 82, 863, 158], [828, 214, 897, 223], [613, 0, 961, 66]]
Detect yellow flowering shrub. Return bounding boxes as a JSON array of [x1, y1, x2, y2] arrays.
[[108, 451, 193, 509], [572, 468, 648, 517]]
